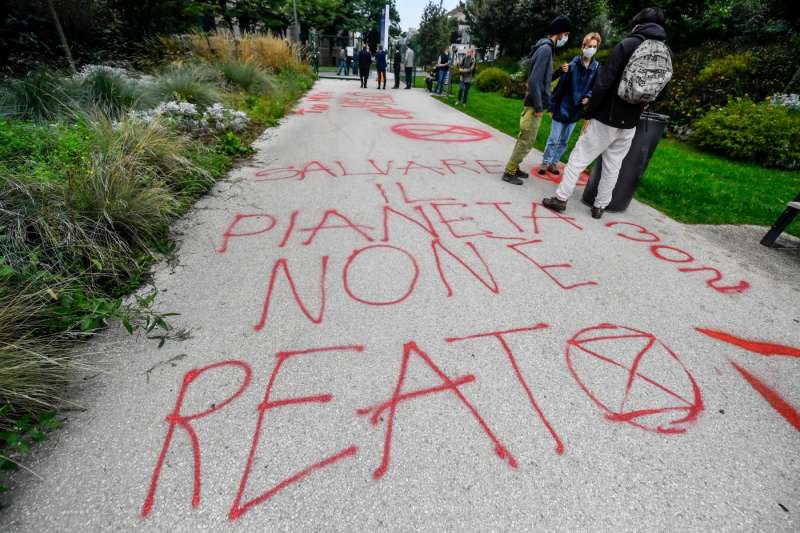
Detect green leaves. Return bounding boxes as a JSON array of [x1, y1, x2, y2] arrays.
[[218, 132, 255, 156], [690, 97, 800, 170], [0, 409, 61, 492]]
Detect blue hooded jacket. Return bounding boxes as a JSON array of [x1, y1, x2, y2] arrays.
[[376, 50, 387, 70], [550, 56, 600, 124]]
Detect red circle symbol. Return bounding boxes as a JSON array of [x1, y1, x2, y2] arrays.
[[391, 123, 492, 143], [566, 323, 703, 434]]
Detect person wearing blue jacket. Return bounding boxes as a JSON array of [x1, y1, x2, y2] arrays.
[[539, 32, 602, 176], [375, 45, 388, 90]]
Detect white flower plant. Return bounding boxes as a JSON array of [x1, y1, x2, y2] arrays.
[[770, 93, 800, 112], [81, 64, 251, 136], [123, 101, 250, 136]]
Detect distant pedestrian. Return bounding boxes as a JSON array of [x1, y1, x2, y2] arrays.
[[358, 44, 372, 89], [337, 47, 347, 76], [424, 67, 435, 92], [376, 45, 387, 90], [404, 46, 415, 89], [456, 48, 476, 106], [434, 47, 450, 95], [344, 46, 353, 76], [539, 32, 602, 176], [393, 48, 402, 89], [542, 7, 672, 219], [501, 15, 572, 185]]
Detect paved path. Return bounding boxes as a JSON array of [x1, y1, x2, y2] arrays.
[[3, 79, 799, 532]]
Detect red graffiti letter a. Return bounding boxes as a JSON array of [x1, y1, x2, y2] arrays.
[[356, 341, 517, 480]]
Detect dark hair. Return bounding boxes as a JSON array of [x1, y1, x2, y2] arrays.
[[631, 7, 665, 26]]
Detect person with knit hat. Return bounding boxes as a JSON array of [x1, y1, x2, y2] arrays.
[[502, 15, 572, 185], [542, 7, 671, 219]]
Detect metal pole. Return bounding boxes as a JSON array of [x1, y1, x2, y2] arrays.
[[292, 0, 300, 42]]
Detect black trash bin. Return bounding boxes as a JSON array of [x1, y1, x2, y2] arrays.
[[582, 112, 669, 212]]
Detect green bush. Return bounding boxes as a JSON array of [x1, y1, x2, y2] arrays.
[[501, 72, 527, 99], [150, 64, 220, 107], [483, 56, 521, 74], [653, 38, 798, 126], [475, 67, 511, 93], [77, 69, 149, 116], [0, 69, 73, 121], [690, 98, 800, 169], [219, 60, 273, 94]]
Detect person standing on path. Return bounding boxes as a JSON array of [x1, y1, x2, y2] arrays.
[[542, 7, 672, 219], [358, 44, 372, 89], [346, 46, 353, 76], [456, 48, 476, 106], [404, 46, 415, 89], [434, 47, 450, 95], [337, 47, 347, 76], [393, 48, 402, 88], [501, 16, 572, 185], [376, 45, 387, 90], [539, 32, 602, 176]]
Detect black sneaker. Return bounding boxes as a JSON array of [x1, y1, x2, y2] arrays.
[[502, 172, 524, 185], [591, 207, 604, 219], [542, 196, 567, 212], [537, 167, 547, 176], [515, 168, 529, 180]]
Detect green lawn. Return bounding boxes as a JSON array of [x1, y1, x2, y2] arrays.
[[418, 80, 800, 236]]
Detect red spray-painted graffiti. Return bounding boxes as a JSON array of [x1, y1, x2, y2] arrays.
[[294, 91, 335, 116], [229, 345, 363, 520], [696, 327, 800, 431], [446, 323, 565, 455], [356, 341, 517, 479], [530, 164, 590, 187], [695, 328, 800, 357], [606, 222, 751, 294], [142, 322, 735, 520], [251, 159, 504, 183], [391, 123, 492, 143], [566, 323, 704, 434], [340, 92, 414, 120], [141, 360, 253, 517]]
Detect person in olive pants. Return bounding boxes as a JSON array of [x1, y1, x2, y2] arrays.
[[502, 16, 572, 185]]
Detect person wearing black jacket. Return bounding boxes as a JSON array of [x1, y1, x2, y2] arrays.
[[543, 7, 670, 219], [392, 48, 402, 88], [357, 44, 371, 88], [375, 45, 387, 89]]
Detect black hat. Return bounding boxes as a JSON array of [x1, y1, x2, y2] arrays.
[[548, 15, 572, 35]]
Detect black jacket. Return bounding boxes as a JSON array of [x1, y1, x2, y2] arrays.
[[393, 51, 402, 71], [586, 22, 669, 129], [357, 49, 372, 70]]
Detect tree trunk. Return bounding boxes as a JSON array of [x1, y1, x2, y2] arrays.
[[47, 0, 77, 74]]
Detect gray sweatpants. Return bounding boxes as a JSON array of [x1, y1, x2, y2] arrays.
[[555, 119, 636, 209]]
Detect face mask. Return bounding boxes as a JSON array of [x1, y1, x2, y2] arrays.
[[556, 35, 568, 47], [583, 47, 597, 58]]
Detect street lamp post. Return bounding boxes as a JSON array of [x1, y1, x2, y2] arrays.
[[291, 0, 300, 43]]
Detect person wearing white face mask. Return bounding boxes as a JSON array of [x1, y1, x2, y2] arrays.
[[539, 32, 602, 176], [501, 15, 572, 185], [543, 7, 671, 219]]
